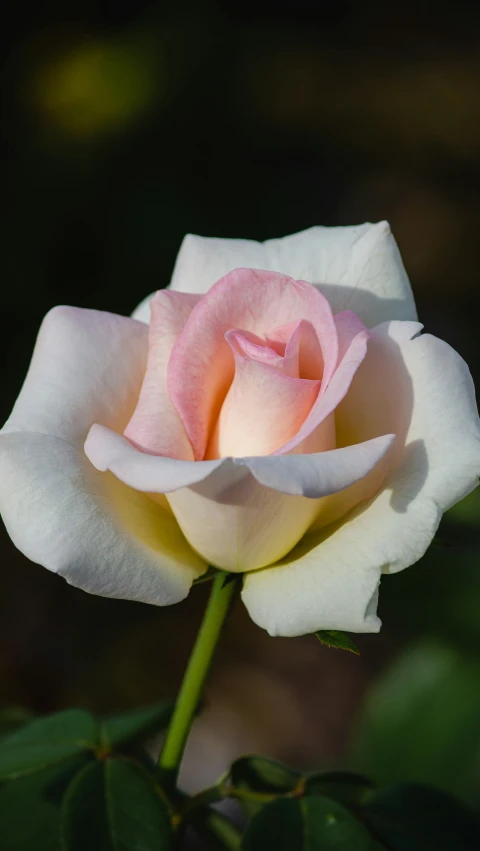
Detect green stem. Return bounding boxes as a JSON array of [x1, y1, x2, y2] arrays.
[[158, 571, 236, 784]]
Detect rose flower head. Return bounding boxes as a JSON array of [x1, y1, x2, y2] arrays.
[[1, 223, 479, 636]]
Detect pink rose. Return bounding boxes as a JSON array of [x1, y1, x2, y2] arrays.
[[2, 223, 479, 636]]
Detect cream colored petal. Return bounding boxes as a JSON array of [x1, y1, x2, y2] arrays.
[[0, 306, 206, 602], [86, 424, 394, 573], [241, 529, 383, 637]]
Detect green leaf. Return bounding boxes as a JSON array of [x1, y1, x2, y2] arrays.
[[61, 758, 173, 851], [225, 755, 301, 817], [101, 703, 173, 751], [0, 758, 86, 851], [0, 710, 98, 781], [242, 795, 372, 850], [306, 771, 375, 806], [315, 631, 360, 655], [229, 755, 300, 795], [350, 640, 480, 805], [0, 707, 34, 741], [363, 784, 480, 851]]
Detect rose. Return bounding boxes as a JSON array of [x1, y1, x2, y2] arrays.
[[1, 222, 479, 637]]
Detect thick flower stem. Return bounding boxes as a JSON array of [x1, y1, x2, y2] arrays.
[[158, 571, 237, 786]]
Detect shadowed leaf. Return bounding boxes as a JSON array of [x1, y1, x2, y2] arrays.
[[306, 771, 375, 806], [0, 758, 87, 851], [363, 783, 480, 850], [0, 710, 97, 781], [61, 758, 172, 850], [242, 794, 372, 850]]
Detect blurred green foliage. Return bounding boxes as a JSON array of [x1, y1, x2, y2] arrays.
[[1, 710, 478, 848], [351, 640, 480, 806], [351, 489, 480, 807]]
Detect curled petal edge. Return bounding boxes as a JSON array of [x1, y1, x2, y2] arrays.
[[85, 424, 396, 499]]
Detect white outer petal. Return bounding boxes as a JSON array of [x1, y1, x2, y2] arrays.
[[3, 307, 148, 442], [0, 433, 204, 604], [241, 531, 383, 637], [337, 321, 480, 563], [132, 293, 154, 324], [242, 322, 480, 636], [0, 306, 206, 603], [161, 222, 417, 327]]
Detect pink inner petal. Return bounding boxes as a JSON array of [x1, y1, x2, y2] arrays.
[[227, 330, 288, 373], [168, 268, 338, 459], [226, 326, 305, 378], [275, 327, 370, 456], [286, 319, 325, 381], [205, 327, 321, 458], [124, 290, 200, 459]]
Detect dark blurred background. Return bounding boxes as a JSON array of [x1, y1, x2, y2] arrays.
[[2, 0, 480, 803]]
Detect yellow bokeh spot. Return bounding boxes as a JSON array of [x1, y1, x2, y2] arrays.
[[32, 36, 160, 137]]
